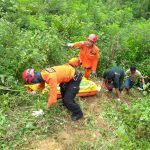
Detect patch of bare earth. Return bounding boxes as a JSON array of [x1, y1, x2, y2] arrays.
[[29, 138, 62, 150], [27, 82, 120, 150]]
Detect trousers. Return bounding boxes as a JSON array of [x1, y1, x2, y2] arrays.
[[59, 71, 83, 115]]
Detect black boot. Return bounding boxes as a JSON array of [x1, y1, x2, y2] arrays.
[[71, 112, 83, 121]]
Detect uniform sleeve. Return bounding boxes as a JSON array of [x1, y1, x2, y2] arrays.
[[91, 48, 99, 71], [46, 73, 58, 107], [72, 41, 84, 48]]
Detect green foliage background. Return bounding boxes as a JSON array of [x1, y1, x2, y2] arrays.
[[0, 0, 149, 80], [0, 0, 150, 149]]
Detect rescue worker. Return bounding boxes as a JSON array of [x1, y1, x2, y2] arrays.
[[125, 65, 145, 94], [22, 63, 83, 121], [102, 66, 125, 99], [67, 34, 99, 79]]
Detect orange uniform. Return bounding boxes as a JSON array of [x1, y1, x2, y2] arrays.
[[69, 41, 99, 78], [41, 64, 75, 107]]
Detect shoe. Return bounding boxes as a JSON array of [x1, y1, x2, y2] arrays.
[[71, 112, 83, 121], [137, 87, 143, 91]]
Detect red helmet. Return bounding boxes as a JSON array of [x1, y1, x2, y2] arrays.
[[22, 68, 35, 84], [88, 34, 97, 43]]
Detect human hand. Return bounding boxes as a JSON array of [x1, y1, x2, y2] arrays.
[[66, 43, 73, 48], [47, 103, 51, 109]]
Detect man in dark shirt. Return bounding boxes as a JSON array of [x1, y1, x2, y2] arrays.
[[102, 66, 125, 99]]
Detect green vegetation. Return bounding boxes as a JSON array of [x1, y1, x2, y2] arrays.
[[101, 94, 150, 149], [0, 0, 149, 149]]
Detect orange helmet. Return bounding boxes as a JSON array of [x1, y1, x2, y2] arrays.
[[88, 34, 97, 43], [22, 68, 35, 84]]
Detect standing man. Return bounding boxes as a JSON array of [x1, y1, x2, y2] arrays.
[[67, 34, 99, 79], [125, 65, 145, 94], [22, 63, 83, 121], [102, 66, 125, 99]]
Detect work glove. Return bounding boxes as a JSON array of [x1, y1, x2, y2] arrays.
[[32, 109, 44, 117], [97, 86, 102, 92], [137, 87, 143, 91], [66, 43, 73, 48], [30, 91, 37, 95]]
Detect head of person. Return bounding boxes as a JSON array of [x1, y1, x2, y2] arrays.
[[22, 68, 44, 84], [103, 70, 115, 82], [87, 34, 97, 47], [103, 70, 114, 91], [130, 65, 136, 74]]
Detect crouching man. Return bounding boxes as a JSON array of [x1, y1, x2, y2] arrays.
[[125, 65, 145, 94], [22, 63, 83, 121], [102, 66, 125, 99]]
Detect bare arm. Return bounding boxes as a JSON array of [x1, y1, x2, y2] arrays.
[[115, 88, 123, 99], [141, 77, 145, 85], [100, 79, 106, 88]]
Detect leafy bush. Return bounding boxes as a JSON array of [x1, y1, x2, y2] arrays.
[[102, 95, 150, 149]]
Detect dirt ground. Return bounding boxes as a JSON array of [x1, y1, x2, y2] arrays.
[[28, 94, 111, 150], [26, 82, 144, 150]]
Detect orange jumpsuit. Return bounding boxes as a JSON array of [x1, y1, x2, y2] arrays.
[[69, 41, 99, 79], [41, 64, 75, 107]]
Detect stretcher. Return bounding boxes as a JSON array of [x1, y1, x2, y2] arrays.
[[25, 77, 98, 98]]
